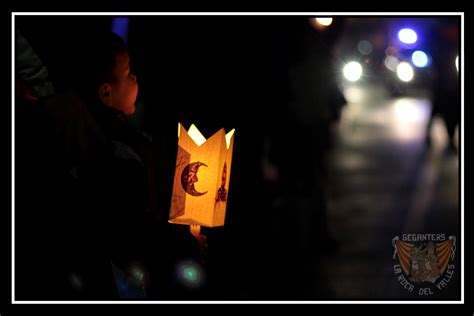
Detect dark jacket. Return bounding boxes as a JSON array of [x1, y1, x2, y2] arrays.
[[76, 102, 157, 299]]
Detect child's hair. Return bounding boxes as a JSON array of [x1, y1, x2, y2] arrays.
[[75, 31, 128, 104]]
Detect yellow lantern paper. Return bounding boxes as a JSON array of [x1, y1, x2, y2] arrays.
[[169, 123, 235, 227]]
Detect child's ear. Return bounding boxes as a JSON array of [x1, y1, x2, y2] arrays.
[[98, 83, 113, 107]]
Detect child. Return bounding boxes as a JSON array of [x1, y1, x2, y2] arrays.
[[74, 32, 156, 299], [78, 31, 138, 117], [42, 31, 154, 299]]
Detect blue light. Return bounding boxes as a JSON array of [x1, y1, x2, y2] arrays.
[[398, 28, 417, 44], [112, 18, 129, 44], [411, 50, 429, 68]]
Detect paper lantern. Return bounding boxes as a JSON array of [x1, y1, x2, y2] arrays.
[[169, 123, 235, 227]]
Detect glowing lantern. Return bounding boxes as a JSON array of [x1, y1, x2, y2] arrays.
[[169, 123, 235, 228]]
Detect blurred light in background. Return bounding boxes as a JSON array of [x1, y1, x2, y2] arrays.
[[343, 61, 363, 82], [456, 55, 459, 72], [391, 98, 430, 141], [411, 50, 429, 68], [112, 17, 130, 44], [372, 31, 387, 50], [175, 260, 205, 289], [398, 28, 417, 44], [393, 98, 427, 123], [396, 62, 414, 82], [315, 17, 333, 26], [69, 273, 83, 292], [384, 56, 400, 72], [430, 117, 453, 149], [131, 266, 145, 284], [343, 86, 364, 103], [385, 46, 399, 56], [357, 40, 373, 55]]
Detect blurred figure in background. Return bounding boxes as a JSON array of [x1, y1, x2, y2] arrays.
[[15, 29, 58, 300], [16, 29, 55, 101], [267, 17, 345, 255], [426, 18, 460, 152]]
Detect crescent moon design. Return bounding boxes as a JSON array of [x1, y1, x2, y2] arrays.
[[181, 162, 208, 196]]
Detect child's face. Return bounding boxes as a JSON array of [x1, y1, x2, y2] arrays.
[[109, 52, 138, 116]]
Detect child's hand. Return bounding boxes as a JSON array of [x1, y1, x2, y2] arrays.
[[190, 224, 208, 258]]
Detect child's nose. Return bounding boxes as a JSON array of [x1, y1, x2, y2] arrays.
[[130, 74, 137, 82]]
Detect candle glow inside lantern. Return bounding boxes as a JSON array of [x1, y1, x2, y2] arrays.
[[169, 123, 235, 227]]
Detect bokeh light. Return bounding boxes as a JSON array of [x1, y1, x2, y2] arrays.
[[343, 86, 364, 103], [384, 56, 400, 72], [391, 98, 431, 141], [357, 40, 373, 55], [343, 61, 363, 82], [398, 28, 417, 44], [315, 18, 333, 27], [396, 62, 414, 82], [385, 45, 399, 56], [69, 273, 83, 291], [411, 50, 429, 68], [175, 260, 205, 289]]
